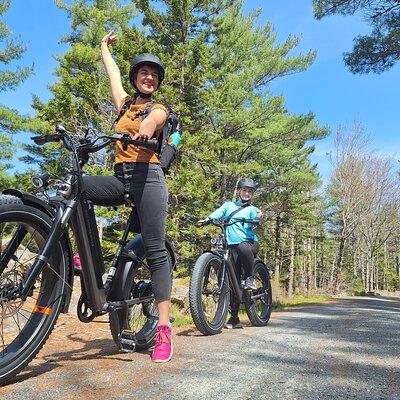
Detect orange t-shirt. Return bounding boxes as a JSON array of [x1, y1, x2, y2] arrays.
[[114, 99, 168, 165]]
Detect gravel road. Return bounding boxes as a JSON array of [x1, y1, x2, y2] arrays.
[[1, 295, 399, 400]]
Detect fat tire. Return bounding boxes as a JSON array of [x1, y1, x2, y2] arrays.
[[189, 252, 230, 335], [0, 198, 68, 385], [245, 260, 272, 326]]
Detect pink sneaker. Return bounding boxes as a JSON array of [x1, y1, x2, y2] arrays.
[[151, 325, 173, 363]]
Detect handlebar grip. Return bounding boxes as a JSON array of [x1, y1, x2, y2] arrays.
[[31, 135, 60, 145], [114, 133, 159, 152], [240, 218, 261, 225], [126, 138, 159, 151], [196, 219, 211, 227]]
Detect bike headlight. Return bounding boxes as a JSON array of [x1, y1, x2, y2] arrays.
[[31, 173, 50, 189]]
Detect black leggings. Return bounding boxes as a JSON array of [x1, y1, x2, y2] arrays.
[[230, 241, 260, 278], [228, 240, 259, 316], [82, 163, 171, 302]]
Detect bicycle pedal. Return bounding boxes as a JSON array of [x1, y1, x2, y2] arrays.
[[119, 330, 136, 353]]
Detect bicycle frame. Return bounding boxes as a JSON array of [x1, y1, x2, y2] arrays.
[[70, 197, 107, 311], [220, 248, 243, 303], [1, 127, 160, 316]]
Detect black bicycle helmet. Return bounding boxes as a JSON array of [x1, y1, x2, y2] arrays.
[[237, 177, 258, 190], [129, 53, 165, 89]]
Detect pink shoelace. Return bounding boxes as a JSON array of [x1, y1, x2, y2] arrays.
[[155, 325, 171, 346]]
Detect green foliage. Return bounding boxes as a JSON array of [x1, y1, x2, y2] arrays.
[[313, 0, 400, 73], [22, 0, 137, 172], [18, 1, 328, 290], [130, 1, 327, 273], [19, 1, 139, 260]]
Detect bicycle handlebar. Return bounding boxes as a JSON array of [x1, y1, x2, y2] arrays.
[[31, 126, 159, 154], [197, 217, 260, 228], [78, 134, 159, 155]]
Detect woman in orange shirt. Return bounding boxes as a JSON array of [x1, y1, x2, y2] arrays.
[[83, 31, 173, 363]]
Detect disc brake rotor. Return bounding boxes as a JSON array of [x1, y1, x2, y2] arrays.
[[0, 270, 24, 318]]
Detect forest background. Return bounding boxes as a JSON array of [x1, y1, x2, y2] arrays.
[[1, 0, 400, 298]]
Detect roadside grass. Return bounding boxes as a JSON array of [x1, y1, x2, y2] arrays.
[[170, 303, 193, 327], [273, 294, 331, 311], [170, 294, 331, 328]]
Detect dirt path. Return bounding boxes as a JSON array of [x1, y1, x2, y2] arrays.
[[1, 296, 399, 400]]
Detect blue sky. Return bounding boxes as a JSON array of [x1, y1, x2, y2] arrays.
[[1, 0, 399, 184]]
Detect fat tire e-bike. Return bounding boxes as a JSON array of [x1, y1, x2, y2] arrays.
[[0, 125, 175, 385], [189, 218, 272, 335]]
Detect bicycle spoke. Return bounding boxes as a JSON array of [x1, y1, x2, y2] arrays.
[[0, 222, 9, 254], [13, 254, 37, 269], [42, 263, 72, 292], [10, 307, 24, 331], [200, 263, 222, 322], [18, 230, 37, 267]]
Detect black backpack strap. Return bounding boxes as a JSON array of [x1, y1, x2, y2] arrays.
[[136, 102, 153, 121], [139, 103, 175, 155], [111, 96, 134, 129], [158, 108, 178, 154], [226, 204, 250, 222]]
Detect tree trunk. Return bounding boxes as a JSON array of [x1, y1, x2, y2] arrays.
[[333, 235, 346, 293], [319, 240, 325, 290], [383, 242, 388, 291], [313, 237, 317, 290], [307, 238, 313, 297], [373, 256, 379, 291], [361, 254, 366, 291], [287, 228, 295, 298], [274, 214, 281, 285], [396, 255, 400, 291], [298, 239, 307, 293], [367, 255, 375, 293], [329, 253, 336, 290]]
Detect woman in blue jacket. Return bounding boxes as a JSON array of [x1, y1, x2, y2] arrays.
[[197, 178, 262, 329]]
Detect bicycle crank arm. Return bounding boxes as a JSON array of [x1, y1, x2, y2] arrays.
[[106, 295, 155, 310], [250, 292, 267, 301]]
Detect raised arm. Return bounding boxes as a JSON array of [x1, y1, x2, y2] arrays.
[[101, 31, 129, 111]]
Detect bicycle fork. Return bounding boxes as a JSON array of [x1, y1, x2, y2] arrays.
[[223, 250, 243, 303], [3, 200, 75, 301]]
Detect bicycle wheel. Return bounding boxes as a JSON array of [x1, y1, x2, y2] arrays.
[[0, 196, 68, 385], [189, 252, 230, 335], [109, 262, 159, 351], [245, 260, 272, 326]]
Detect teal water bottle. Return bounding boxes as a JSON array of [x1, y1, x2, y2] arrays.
[[170, 131, 181, 148]]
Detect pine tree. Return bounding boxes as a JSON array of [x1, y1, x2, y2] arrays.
[[21, 0, 139, 261], [21, 0, 329, 282], [134, 0, 328, 266], [22, 0, 137, 174], [0, 0, 33, 189], [313, 0, 400, 74]]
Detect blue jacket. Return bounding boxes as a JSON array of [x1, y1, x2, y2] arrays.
[[207, 201, 260, 245]]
